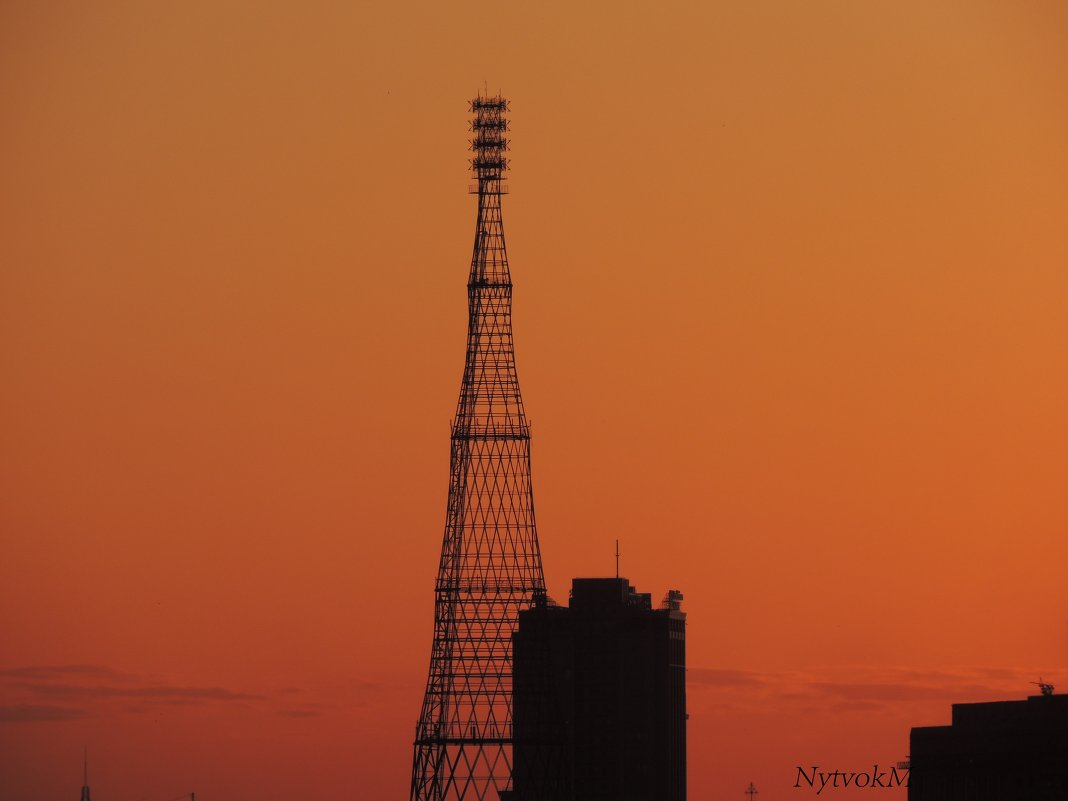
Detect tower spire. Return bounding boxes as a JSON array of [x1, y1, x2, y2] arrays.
[[80, 748, 91, 801], [410, 93, 546, 801]]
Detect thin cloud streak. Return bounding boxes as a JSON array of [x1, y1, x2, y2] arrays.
[[278, 708, 322, 718], [16, 682, 263, 702], [688, 663, 1041, 714], [0, 664, 129, 680], [688, 667, 768, 687], [0, 704, 88, 723], [0, 664, 269, 720]]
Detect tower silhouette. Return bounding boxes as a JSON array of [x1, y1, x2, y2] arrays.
[[80, 748, 91, 801], [409, 95, 547, 801]]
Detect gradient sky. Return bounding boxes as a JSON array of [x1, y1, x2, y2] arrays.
[[2, 1, 1067, 799]]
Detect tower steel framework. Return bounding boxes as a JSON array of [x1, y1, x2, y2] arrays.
[[410, 95, 547, 801]]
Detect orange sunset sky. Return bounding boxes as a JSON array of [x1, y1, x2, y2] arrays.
[[2, 1, 1067, 799]]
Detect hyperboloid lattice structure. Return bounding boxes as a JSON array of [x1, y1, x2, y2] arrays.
[[410, 95, 547, 801]]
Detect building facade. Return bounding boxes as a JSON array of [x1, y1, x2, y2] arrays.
[[505, 577, 686, 801], [910, 692, 1068, 800]]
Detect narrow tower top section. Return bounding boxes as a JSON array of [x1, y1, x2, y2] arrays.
[[469, 94, 509, 190], [80, 747, 91, 801]]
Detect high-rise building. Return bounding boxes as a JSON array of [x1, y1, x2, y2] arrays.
[[506, 577, 687, 801], [409, 95, 547, 801], [909, 691, 1068, 800]]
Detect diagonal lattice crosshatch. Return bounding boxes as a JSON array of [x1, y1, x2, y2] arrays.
[[410, 95, 546, 801]]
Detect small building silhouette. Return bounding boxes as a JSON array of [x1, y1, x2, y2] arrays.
[[503, 577, 686, 801], [909, 691, 1068, 800]]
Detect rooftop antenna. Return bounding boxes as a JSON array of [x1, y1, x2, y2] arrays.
[[615, 539, 620, 578], [745, 782, 759, 800], [1031, 677, 1055, 696]]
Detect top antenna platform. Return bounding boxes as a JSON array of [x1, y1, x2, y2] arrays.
[[469, 94, 510, 188]]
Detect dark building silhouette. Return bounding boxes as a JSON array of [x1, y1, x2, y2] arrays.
[[909, 691, 1068, 800], [504, 577, 686, 801]]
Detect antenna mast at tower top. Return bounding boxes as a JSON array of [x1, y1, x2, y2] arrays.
[[469, 94, 509, 195]]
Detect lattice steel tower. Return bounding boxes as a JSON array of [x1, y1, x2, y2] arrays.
[[410, 95, 546, 801]]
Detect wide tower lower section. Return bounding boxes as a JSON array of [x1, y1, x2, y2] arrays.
[[410, 95, 546, 801]]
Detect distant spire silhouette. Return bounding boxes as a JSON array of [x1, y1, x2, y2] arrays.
[[81, 747, 91, 801]]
